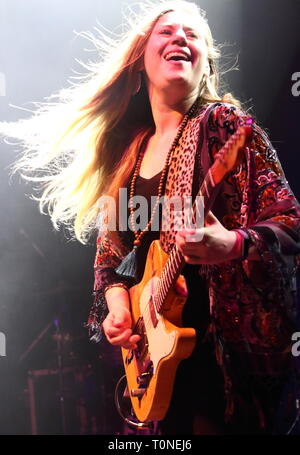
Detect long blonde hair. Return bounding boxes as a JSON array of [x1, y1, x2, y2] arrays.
[[1, 0, 240, 243]]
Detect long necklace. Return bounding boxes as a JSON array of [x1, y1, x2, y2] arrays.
[[116, 99, 198, 281]]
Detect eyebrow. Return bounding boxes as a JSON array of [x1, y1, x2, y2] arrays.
[[158, 23, 198, 32]]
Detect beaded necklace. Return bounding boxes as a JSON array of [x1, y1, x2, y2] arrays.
[[116, 99, 198, 281]]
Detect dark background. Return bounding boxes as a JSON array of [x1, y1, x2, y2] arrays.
[[0, 0, 299, 434]]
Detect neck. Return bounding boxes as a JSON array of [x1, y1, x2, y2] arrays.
[[148, 88, 198, 137]]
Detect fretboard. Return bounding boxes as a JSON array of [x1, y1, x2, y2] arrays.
[[153, 168, 217, 314]]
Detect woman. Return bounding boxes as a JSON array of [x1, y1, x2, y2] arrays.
[[2, 0, 300, 434], [87, 1, 300, 434]]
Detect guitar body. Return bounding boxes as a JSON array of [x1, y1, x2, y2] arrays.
[[121, 240, 196, 422]]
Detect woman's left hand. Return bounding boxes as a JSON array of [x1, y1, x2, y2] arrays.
[[175, 211, 239, 265]]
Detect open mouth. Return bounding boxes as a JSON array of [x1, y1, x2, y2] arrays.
[[164, 51, 191, 62]]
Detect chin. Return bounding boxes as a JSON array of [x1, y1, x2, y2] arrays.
[[164, 77, 192, 91]]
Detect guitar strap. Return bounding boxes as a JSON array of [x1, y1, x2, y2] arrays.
[[160, 102, 220, 254]]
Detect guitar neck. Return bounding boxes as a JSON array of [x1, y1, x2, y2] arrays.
[[153, 121, 253, 313], [154, 169, 218, 313]]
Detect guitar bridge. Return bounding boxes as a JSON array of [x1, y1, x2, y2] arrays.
[[131, 363, 153, 400]]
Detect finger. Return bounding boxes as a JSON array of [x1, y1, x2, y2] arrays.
[[184, 255, 204, 264], [205, 210, 219, 226], [185, 229, 205, 243], [174, 275, 188, 296], [177, 242, 199, 257], [175, 232, 186, 248], [113, 317, 128, 328], [177, 229, 205, 243], [106, 328, 132, 345], [179, 241, 207, 257], [122, 342, 136, 350], [121, 334, 141, 350], [130, 334, 141, 343], [176, 229, 196, 239], [104, 312, 124, 329], [105, 325, 128, 337], [109, 331, 140, 347], [122, 341, 138, 350], [103, 315, 128, 333]]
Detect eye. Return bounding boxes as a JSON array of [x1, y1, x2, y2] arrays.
[[159, 29, 172, 35], [186, 31, 199, 39]]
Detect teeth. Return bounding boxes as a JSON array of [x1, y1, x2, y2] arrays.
[[164, 52, 190, 61]]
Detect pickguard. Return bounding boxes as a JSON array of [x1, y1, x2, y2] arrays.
[[139, 277, 176, 374]]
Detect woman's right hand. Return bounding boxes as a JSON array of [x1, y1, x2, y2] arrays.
[[102, 286, 140, 350]]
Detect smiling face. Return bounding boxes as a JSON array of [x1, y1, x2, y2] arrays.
[[143, 11, 210, 100]]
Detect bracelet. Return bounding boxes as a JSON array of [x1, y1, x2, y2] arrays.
[[233, 229, 251, 260], [242, 235, 251, 260], [231, 230, 244, 259], [104, 282, 129, 294]]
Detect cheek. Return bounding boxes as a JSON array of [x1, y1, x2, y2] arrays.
[[193, 38, 208, 56], [143, 43, 153, 67], [193, 46, 209, 71], [195, 44, 208, 61], [144, 42, 161, 74], [145, 40, 160, 60]]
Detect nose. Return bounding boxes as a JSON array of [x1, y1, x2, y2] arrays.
[[172, 27, 188, 45]]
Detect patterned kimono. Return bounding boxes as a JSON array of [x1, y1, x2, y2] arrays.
[[87, 101, 300, 433]]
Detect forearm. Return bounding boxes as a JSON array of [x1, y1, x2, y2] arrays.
[[105, 285, 130, 312]]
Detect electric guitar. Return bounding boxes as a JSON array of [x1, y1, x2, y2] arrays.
[[121, 120, 253, 422]]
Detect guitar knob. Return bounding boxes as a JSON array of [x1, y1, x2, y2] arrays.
[[131, 389, 146, 397]]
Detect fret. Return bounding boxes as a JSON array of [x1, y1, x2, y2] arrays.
[[165, 260, 171, 279], [173, 249, 180, 268], [170, 256, 176, 277], [161, 277, 167, 297], [166, 272, 172, 288]]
